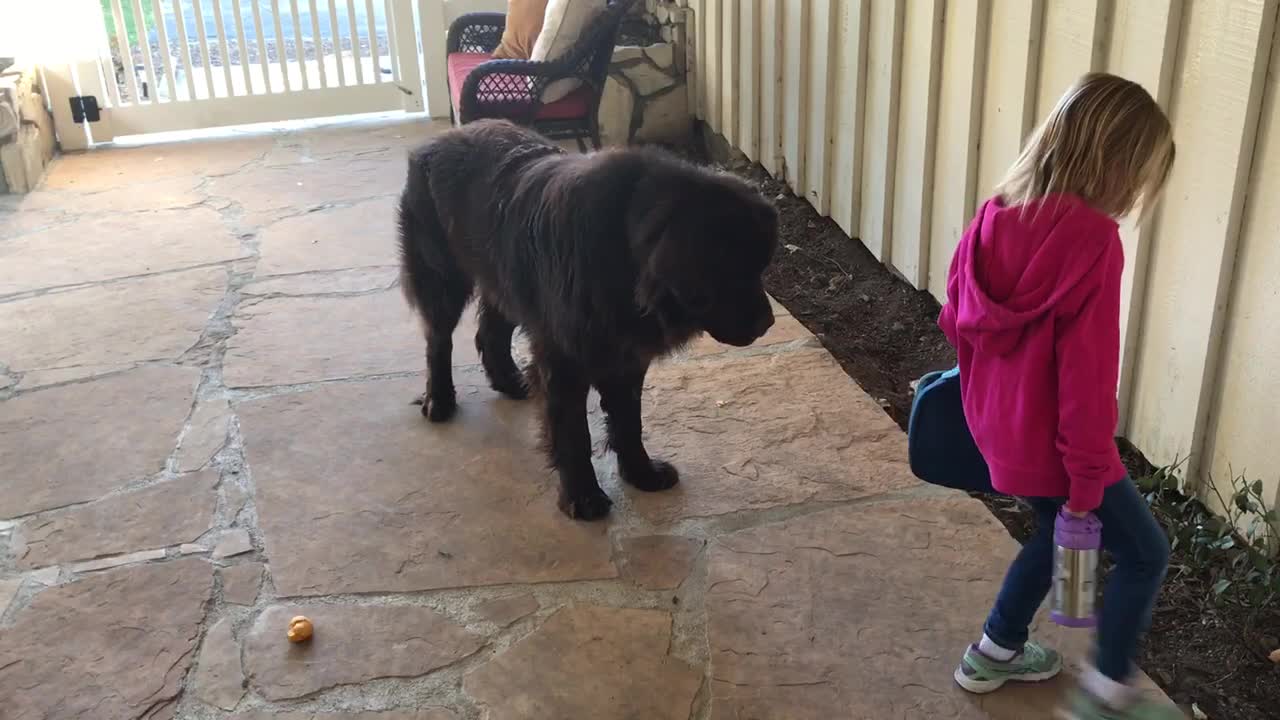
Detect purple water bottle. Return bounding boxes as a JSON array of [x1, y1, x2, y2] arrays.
[[1050, 509, 1102, 628]]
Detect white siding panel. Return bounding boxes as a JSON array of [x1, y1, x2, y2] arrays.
[[926, 0, 990, 301], [1036, 0, 1110, 118], [780, 0, 810, 192], [1204, 22, 1280, 513], [889, 0, 943, 288], [721, 0, 740, 146], [738, 0, 762, 160], [829, 0, 870, 236], [759, 0, 785, 174], [857, 0, 904, 261], [1127, 0, 1276, 478], [705, 0, 722, 132], [975, 0, 1043, 201], [1107, 0, 1183, 434], [804, 0, 839, 215]]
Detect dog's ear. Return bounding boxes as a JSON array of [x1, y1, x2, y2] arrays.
[[629, 171, 773, 314], [629, 188, 683, 311], [633, 201, 716, 314], [628, 191, 677, 253]]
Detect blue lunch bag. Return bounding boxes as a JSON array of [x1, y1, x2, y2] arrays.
[[906, 366, 995, 494]]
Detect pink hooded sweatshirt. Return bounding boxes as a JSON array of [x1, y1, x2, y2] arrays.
[[938, 194, 1127, 512]]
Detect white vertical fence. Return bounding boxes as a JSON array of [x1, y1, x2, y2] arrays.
[[43, 0, 447, 148], [694, 0, 1280, 509]]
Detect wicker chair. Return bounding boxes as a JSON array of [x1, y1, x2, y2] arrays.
[[446, 0, 636, 151]]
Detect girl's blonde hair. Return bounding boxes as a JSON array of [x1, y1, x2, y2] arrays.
[[996, 72, 1175, 218]]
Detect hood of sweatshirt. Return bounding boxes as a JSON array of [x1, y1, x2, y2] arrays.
[[951, 194, 1119, 356]]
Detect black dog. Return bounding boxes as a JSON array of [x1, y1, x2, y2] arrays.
[[397, 120, 778, 520]]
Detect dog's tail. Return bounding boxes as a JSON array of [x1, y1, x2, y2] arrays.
[[397, 148, 447, 315]]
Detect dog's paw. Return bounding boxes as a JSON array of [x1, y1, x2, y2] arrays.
[[621, 459, 681, 492], [558, 487, 613, 521], [418, 392, 458, 422]]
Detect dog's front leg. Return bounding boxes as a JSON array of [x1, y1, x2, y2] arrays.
[[598, 367, 679, 492], [542, 360, 613, 520]]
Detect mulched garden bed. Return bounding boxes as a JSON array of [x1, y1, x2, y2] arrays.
[[740, 165, 1280, 720]]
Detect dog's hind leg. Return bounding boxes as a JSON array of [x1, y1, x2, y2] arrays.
[[475, 299, 528, 400], [419, 281, 470, 422], [598, 367, 680, 492], [399, 193, 472, 423]]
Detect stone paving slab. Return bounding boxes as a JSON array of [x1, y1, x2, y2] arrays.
[[244, 604, 483, 700], [232, 707, 458, 712], [13, 470, 218, 568], [213, 528, 255, 558], [8, 175, 206, 216], [705, 494, 1173, 719], [243, 266, 400, 296], [284, 120, 439, 159], [0, 266, 226, 383], [256, 196, 400, 277], [0, 204, 65, 238], [617, 534, 706, 590], [12, 362, 137, 391], [0, 365, 199, 518], [627, 348, 918, 521], [237, 372, 617, 595], [221, 561, 266, 606], [175, 396, 233, 472], [0, 557, 213, 720], [0, 208, 243, 296], [464, 606, 702, 720], [207, 154, 404, 225], [223, 289, 439, 388], [0, 577, 21, 616], [194, 616, 247, 710], [474, 592, 540, 627], [42, 136, 273, 191]]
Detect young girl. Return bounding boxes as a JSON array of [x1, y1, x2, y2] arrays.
[[938, 73, 1177, 720]]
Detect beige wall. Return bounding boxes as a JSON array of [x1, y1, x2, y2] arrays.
[[689, 0, 1280, 508]]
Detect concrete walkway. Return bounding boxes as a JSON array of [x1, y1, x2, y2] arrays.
[[0, 118, 1171, 719]]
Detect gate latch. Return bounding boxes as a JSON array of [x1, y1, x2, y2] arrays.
[[69, 96, 101, 123]]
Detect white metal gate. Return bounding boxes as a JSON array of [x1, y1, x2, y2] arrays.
[[43, 0, 455, 149]]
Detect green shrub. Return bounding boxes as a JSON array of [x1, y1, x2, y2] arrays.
[[1138, 460, 1279, 607], [100, 0, 158, 49]]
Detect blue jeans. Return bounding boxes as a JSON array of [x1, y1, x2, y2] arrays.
[[982, 477, 1170, 681]]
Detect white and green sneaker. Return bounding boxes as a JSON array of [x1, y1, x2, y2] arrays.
[[1056, 690, 1186, 720], [953, 641, 1063, 694]]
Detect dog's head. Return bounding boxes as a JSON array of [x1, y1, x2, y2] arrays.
[[632, 163, 779, 347]]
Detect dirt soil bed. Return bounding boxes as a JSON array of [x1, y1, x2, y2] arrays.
[[744, 166, 1280, 720]]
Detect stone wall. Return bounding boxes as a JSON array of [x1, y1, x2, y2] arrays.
[[0, 65, 57, 194], [598, 1, 691, 147]]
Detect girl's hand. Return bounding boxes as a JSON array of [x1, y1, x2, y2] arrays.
[[1065, 508, 1090, 519]]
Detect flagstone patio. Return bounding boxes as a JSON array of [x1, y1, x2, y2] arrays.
[[0, 117, 1174, 719]]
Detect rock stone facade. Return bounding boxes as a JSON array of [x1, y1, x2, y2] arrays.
[[0, 65, 57, 194], [598, 1, 691, 146]]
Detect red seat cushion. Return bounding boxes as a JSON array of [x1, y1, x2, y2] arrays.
[[447, 52, 591, 121]]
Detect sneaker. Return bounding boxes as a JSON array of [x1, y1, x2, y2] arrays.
[[1056, 690, 1186, 720], [953, 641, 1063, 694]]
